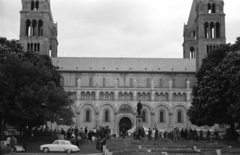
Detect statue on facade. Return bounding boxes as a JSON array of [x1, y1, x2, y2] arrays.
[[96, 78, 99, 88], [151, 79, 154, 89], [186, 79, 190, 89], [77, 78, 81, 87], [115, 79, 119, 88], [137, 101, 142, 116], [133, 79, 137, 88], [169, 79, 173, 89]]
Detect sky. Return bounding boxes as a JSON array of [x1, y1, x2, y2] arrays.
[[0, 0, 240, 58]]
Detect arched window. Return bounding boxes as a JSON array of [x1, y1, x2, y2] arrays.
[[105, 92, 110, 100], [36, 1, 39, 10], [104, 110, 110, 122], [210, 22, 215, 38], [86, 110, 91, 122], [147, 93, 151, 101], [208, 3, 211, 13], [91, 92, 95, 100], [81, 92, 85, 100], [124, 92, 128, 101], [137, 93, 141, 101], [31, 1, 34, 10], [110, 92, 114, 101], [212, 3, 216, 13], [32, 20, 37, 36], [26, 19, 31, 36], [142, 110, 146, 123], [155, 93, 159, 101], [160, 110, 165, 123], [129, 92, 133, 101], [118, 92, 123, 101], [38, 20, 43, 36], [177, 110, 183, 123], [204, 22, 209, 38], [100, 92, 104, 100], [86, 92, 90, 100], [190, 47, 195, 59], [142, 93, 146, 101]]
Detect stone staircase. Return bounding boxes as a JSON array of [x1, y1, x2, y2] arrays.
[[78, 137, 240, 155]]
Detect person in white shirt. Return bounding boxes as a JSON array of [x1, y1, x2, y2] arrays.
[[6, 136, 11, 147]]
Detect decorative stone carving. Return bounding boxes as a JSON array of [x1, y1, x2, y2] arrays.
[[118, 105, 133, 113]]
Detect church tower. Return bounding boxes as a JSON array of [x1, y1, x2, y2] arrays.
[[183, 0, 226, 70], [19, 0, 58, 57]]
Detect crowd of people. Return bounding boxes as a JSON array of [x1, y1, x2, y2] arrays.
[[132, 127, 221, 141], [60, 126, 111, 152], [6, 135, 17, 153]]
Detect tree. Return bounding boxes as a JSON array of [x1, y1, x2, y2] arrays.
[[0, 37, 74, 136], [188, 37, 240, 137]]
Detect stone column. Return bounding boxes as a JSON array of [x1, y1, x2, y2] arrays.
[[96, 90, 99, 100], [151, 112, 155, 129], [114, 90, 118, 101], [114, 113, 118, 134], [169, 112, 173, 127], [95, 112, 99, 128], [133, 90, 137, 101], [151, 91, 155, 101], [168, 91, 173, 102], [77, 90, 81, 100], [76, 111, 80, 128]]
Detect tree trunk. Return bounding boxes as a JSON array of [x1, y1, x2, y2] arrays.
[[27, 125, 33, 137], [230, 123, 236, 139]]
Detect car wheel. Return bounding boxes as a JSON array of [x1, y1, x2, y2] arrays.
[[43, 147, 49, 153], [66, 149, 72, 154]]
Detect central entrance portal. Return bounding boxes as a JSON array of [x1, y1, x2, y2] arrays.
[[119, 117, 132, 135]]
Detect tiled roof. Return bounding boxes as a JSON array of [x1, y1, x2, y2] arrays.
[[52, 57, 196, 73]]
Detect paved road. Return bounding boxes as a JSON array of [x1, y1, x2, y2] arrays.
[[17, 153, 102, 155]]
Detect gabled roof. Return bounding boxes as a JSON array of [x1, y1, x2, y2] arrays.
[[52, 57, 196, 73]]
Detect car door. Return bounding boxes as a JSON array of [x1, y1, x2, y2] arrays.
[[59, 141, 66, 152], [51, 140, 60, 152]]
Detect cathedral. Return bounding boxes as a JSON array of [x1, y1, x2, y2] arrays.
[[19, 0, 226, 134]]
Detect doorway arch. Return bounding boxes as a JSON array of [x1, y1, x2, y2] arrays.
[[118, 116, 132, 135]]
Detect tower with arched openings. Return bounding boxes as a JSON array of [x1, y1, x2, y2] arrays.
[[183, 0, 226, 70], [19, 0, 58, 57]]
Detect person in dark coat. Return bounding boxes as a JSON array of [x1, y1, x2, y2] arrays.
[[96, 137, 101, 152], [88, 131, 92, 143], [85, 126, 88, 134], [155, 128, 159, 140], [101, 138, 106, 152], [148, 128, 152, 140]]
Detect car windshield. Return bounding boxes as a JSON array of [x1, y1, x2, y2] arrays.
[[53, 141, 59, 144]]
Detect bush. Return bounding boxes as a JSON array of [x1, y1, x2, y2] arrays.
[[0, 146, 10, 155]]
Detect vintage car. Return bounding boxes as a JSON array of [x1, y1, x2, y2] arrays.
[[1, 141, 25, 152], [39, 140, 80, 154]]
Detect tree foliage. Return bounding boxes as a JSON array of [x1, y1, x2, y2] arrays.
[[188, 37, 240, 132], [0, 37, 74, 135]]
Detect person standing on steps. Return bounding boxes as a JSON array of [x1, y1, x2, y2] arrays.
[[122, 128, 126, 140], [148, 128, 152, 140]]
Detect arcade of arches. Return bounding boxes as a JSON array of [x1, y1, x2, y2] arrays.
[[74, 102, 189, 134]]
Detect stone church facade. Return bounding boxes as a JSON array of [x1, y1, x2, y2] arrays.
[[19, 0, 226, 134]]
